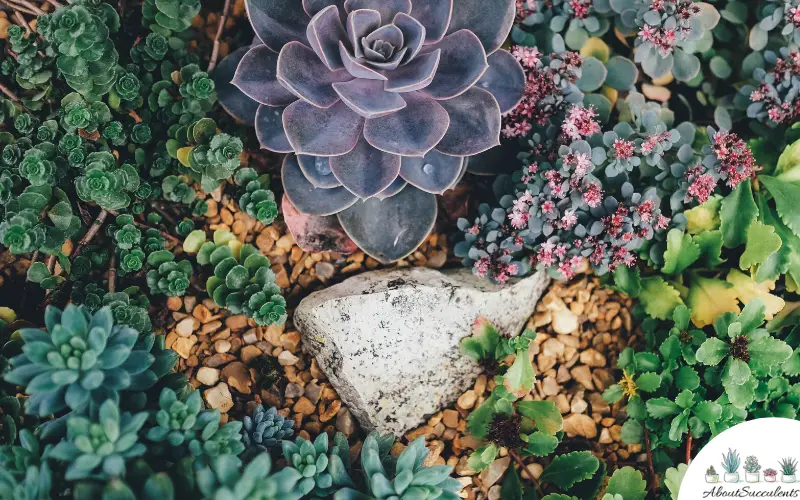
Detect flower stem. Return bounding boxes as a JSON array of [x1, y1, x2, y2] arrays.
[[72, 209, 109, 260], [509, 448, 542, 495], [644, 428, 657, 490]]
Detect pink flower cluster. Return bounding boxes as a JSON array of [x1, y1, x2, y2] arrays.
[[474, 255, 519, 284], [561, 105, 601, 141], [684, 131, 757, 204], [638, 0, 700, 56], [750, 51, 800, 125], [569, 0, 592, 19], [502, 48, 583, 138]]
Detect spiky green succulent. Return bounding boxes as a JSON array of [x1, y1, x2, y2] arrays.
[[145, 388, 219, 458], [0, 430, 40, 480], [48, 399, 147, 480], [0, 463, 51, 500], [338, 434, 462, 500], [38, 0, 120, 100], [281, 432, 354, 497], [235, 168, 277, 226], [196, 231, 286, 326], [187, 416, 245, 466], [5, 305, 158, 417], [242, 405, 294, 450], [196, 452, 303, 500], [146, 250, 192, 297]]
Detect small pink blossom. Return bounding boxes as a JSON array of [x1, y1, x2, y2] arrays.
[[562, 105, 601, 141], [583, 182, 603, 208], [613, 138, 635, 160]]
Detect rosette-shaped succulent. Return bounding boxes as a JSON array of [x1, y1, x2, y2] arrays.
[[38, 1, 120, 100], [338, 433, 462, 499], [74, 152, 140, 210], [143, 0, 201, 36], [188, 417, 245, 466], [146, 250, 192, 297], [102, 289, 152, 336], [5, 305, 156, 417], [145, 388, 219, 457], [195, 453, 303, 500], [235, 168, 278, 225], [48, 400, 147, 480], [195, 231, 287, 326], [281, 431, 354, 496], [218, 0, 525, 262], [242, 405, 294, 449]]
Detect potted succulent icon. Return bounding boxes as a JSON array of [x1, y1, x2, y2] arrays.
[[722, 449, 741, 483], [706, 465, 720, 483], [780, 457, 798, 483], [744, 455, 761, 483], [765, 469, 778, 483]]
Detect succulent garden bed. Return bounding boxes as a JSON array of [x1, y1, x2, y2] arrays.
[[0, 0, 800, 499]]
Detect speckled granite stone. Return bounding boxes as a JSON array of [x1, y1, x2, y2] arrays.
[[294, 267, 549, 436]]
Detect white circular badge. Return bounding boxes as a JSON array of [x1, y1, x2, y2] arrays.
[[679, 418, 800, 499]]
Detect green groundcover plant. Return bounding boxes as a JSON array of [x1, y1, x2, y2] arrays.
[[0, 0, 283, 326]]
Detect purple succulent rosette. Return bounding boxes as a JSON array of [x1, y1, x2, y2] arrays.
[[216, 0, 525, 263]]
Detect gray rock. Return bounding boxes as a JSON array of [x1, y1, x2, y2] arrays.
[[294, 267, 549, 436]]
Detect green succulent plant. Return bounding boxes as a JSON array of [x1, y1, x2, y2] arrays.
[[38, 1, 120, 100], [145, 388, 219, 457], [111, 215, 142, 250], [195, 452, 303, 500], [102, 288, 152, 336], [187, 415, 245, 466], [5, 305, 157, 417], [0, 462, 51, 500], [58, 93, 112, 133], [146, 250, 192, 297], [281, 431, 354, 497], [241, 405, 294, 450], [195, 231, 286, 326], [235, 168, 278, 226], [161, 175, 196, 204], [48, 399, 148, 480], [142, 0, 200, 36], [75, 152, 140, 210]]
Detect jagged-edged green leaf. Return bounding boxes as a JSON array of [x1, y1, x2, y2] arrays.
[[539, 452, 599, 489]]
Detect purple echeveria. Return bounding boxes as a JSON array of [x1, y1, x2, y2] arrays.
[[217, 0, 524, 263]]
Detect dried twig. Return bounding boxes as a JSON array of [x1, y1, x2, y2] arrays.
[[0, 82, 19, 102], [8, 0, 44, 15], [206, 0, 230, 73], [43, 0, 63, 7], [71, 209, 109, 260], [150, 203, 177, 226], [108, 250, 116, 294], [1, 0, 35, 28]]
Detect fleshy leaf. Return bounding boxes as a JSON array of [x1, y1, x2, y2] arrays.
[[363, 91, 449, 156], [343, 0, 411, 23], [345, 9, 381, 58], [303, 0, 345, 17], [338, 185, 436, 263], [246, 0, 310, 52], [297, 155, 342, 188], [421, 30, 488, 100], [255, 104, 293, 153], [214, 47, 258, 126], [393, 13, 425, 62], [306, 5, 347, 70], [399, 151, 464, 194], [277, 42, 353, 108], [504, 348, 534, 397], [446, 0, 516, 54], [332, 79, 407, 119], [339, 41, 388, 80], [476, 49, 526, 114], [687, 276, 739, 328], [606, 467, 647, 500], [759, 176, 800, 234], [375, 177, 407, 199], [516, 401, 563, 435], [282, 154, 357, 215], [283, 99, 365, 156], [329, 135, 401, 198], [435, 87, 501, 156], [384, 51, 441, 93], [233, 45, 297, 106]]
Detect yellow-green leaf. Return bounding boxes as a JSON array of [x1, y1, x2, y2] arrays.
[[662, 228, 701, 275], [639, 277, 684, 320], [687, 276, 740, 327], [720, 181, 758, 248], [739, 221, 782, 270], [176, 146, 193, 168], [726, 269, 785, 320], [685, 195, 721, 235]]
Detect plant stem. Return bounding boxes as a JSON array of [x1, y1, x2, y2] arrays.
[[207, 0, 230, 73], [509, 449, 542, 495], [686, 434, 692, 465], [8, 0, 44, 15], [72, 209, 109, 260], [150, 203, 177, 226], [108, 249, 116, 294], [643, 428, 657, 490], [107, 210, 181, 244], [0, 81, 20, 102]]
